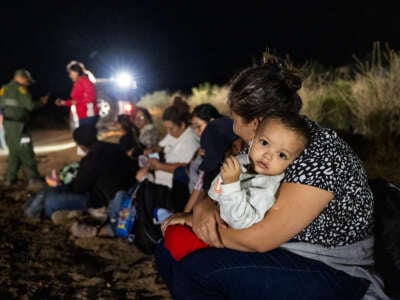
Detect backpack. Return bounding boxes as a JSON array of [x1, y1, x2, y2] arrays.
[[369, 178, 400, 299], [114, 189, 137, 239], [131, 179, 172, 254]]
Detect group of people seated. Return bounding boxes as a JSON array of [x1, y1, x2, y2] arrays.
[[23, 55, 392, 299]]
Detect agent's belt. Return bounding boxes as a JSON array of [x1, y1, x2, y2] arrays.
[[3, 117, 24, 123]]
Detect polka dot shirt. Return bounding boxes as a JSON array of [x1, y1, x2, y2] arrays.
[[283, 118, 374, 247]]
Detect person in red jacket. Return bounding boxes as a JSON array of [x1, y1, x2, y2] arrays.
[[56, 61, 99, 127]]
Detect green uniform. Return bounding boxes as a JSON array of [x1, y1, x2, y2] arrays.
[[0, 80, 40, 181]]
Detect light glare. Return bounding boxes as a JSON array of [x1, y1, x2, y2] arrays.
[[114, 72, 134, 89]]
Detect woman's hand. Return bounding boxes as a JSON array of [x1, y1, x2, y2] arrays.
[[55, 98, 66, 106], [45, 169, 60, 187], [220, 156, 241, 184], [148, 158, 161, 170], [192, 197, 225, 247], [161, 212, 192, 235], [136, 167, 149, 182], [197, 148, 205, 157]]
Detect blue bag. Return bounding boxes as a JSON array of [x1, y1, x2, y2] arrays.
[[115, 188, 137, 238]]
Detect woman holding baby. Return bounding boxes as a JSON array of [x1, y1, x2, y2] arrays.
[[155, 56, 388, 299]]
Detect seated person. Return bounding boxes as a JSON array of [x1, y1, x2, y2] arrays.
[[187, 103, 222, 194], [161, 112, 310, 261], [25, 124, 135, 220], [183, 115, 238, 213], [133, 106, 160, 154], [137, 97, 199, 212], [117, 114, 142, 158]]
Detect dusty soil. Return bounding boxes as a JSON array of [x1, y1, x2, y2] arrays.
[[0, 146, 171, 300]]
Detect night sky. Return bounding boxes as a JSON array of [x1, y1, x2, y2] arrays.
[[1, 1, 399, 98]]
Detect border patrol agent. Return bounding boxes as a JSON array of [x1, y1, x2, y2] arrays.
[[0, 69, 46, 191]]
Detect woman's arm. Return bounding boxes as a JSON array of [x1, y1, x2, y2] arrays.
[[219, 182, 333, 252], [192, 182, 333, 251], [184, 189, 204, 212]]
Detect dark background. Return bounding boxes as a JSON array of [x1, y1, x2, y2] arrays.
[[0, 1, 398, 99]]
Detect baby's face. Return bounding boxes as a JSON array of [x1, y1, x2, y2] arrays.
[[249, 119, 306, 176]]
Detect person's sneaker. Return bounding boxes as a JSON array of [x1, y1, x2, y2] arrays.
[[70, 221, 98, 238], [24, 188, 48, 218], [153, 207, 173, 224], [51, 210, 82, 225], [26, 178, 45, 192]]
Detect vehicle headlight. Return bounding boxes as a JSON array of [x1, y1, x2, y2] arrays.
[[113, 72, 136, 89]]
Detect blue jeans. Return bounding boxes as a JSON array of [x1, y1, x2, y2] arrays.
[[0, 124, 7, 150], [44, 186, 89, 217], [79, 116, 99, 127], [155, 243, 370, 300]]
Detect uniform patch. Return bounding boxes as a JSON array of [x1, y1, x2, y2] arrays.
[[18, 86, 27, 95]]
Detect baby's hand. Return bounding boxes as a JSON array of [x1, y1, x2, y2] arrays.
[[161, 213, 192, 235], [220, 156, 240, 184]]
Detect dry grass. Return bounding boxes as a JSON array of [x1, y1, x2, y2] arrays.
[[137, 43, 400, 184], [347, 42, 400, 139]]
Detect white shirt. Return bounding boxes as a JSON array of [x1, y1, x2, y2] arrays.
[[155, 127, 199, 188], [208, 154, 284, 229]]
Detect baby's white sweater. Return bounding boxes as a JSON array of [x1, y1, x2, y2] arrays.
[[208, 154, 284, 229]]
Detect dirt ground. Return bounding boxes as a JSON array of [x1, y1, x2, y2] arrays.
[[0, 146, 171, 300]]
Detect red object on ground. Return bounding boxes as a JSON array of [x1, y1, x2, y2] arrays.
[[164, 225, 210, 261], [64, 76, 99, 119]]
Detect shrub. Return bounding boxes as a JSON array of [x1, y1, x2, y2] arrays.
[[136, 90, 173, 111], [187, 82, 229, 114], [346, 42, 400, 140], [300, 77, 353, 131]]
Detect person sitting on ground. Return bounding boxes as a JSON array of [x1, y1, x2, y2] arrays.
[[25, 124, 135, 226], [69, 100, 199, 239], [161, 112, 310, 261], [187, 103, 222, 193], [137, 97, 199, 190], [182, 112, 238, 213], [133, 106, 160, 154], [117, 114, 142, 159]]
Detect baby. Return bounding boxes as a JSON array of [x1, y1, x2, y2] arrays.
[[163, 112, 310, 261]]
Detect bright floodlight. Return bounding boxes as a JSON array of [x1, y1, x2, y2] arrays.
[[114, 72, 134, 89]]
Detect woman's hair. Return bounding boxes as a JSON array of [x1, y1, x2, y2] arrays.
[[228, 53, 303, 123], [117, 114, 133, 133], [192, 103, 221, 123], [66, 60, 86, 76], [257, 111, 311, 148], [136, 106, 153, 124], [162, 96, 191, 126]]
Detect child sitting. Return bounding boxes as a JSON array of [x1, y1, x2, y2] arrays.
[[162, 112, 310, 261]]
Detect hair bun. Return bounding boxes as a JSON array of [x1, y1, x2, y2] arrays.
[[263, 49, 302, 92], [282, 71, 302, 92], [172, 96, 190, 112]]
